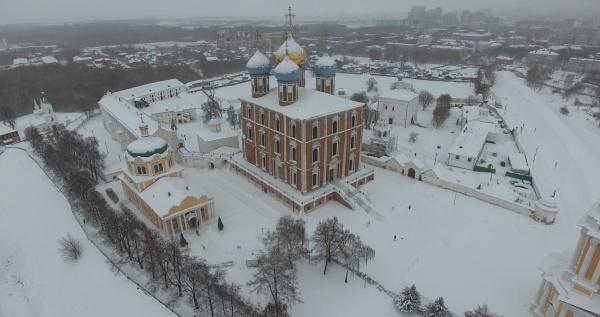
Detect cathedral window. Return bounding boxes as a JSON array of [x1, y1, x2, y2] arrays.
[[291, 147, 296, 161], [312, 171, 318, 187], [292, 171, 297, 187], [248, 127, 253, 140], [332, 142, 338, 156], [351, 115, 356, 128], [154, 163, 164, 173], [260, 113, 265, 125], [137, 166, 147, 175], [312, 126, 318, 139], [260, 133, 265, 146], [276, 119, 280, 132], [351, 136, 356, 149], [349, 158, 354, 171], [312, 148, 319, 163], [275, 140, 280, 154], [291, 124, 296, 138], [332, 120, 338, 133]]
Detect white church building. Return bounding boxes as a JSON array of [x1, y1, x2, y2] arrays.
[[377, 75, 419, 128]]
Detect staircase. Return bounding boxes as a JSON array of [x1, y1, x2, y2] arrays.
[[331, 181, 385, 221]]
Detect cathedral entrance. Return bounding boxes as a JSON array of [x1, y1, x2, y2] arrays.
[[408, 168, 416, 179], [329, 168, 335, 182]]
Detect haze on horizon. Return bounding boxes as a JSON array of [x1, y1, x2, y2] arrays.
[[1, 0, 599, 24]]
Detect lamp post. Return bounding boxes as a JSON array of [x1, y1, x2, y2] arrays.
[[533, 145, 541, 162], [504, 103, 508, 115], [552, 188, 560, 198], [453, 180, 461, 205]]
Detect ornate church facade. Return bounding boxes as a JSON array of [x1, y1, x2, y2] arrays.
[[230, 7, 373, 212]]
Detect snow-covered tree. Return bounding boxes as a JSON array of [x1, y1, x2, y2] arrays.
[[247, 249, 302, 307], [171, 119, 178, 131], [394, 284, 421, 313], [366, 77, 378, 92], [200, 86, 223, 123], [312, 216, 346, 274], [464, 304, 503, 317], [408, 131, 419, 143], [340, 232, 375, 283], [422, 297, 452, 317], [419, 90, 434, 110], [226, 105, 240, 128], [264, 215, 309, 268]]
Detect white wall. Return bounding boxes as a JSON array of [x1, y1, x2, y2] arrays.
[[378, 97, 418, 128], [448, 154, 476, 170]]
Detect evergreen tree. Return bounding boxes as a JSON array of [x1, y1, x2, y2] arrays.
[[218, 217, 224, 231], [422, 297, 452, 317], [179, 233, 188, 247], [394, 284, 421, 313]]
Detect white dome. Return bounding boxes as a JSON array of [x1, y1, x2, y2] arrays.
[[315, 53, 336, 67], [246, 50, 270, 68], [126, 136, 168, 159], [536, 196, 558, 212]]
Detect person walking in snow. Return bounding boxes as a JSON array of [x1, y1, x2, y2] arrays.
[[408, 205, 411, 209], [394, 235, 397, 241]]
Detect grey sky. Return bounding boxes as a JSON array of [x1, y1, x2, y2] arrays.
[[1, 0, 599, 24]]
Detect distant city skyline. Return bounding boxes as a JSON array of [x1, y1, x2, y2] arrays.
[[1, 0, 599, 24]]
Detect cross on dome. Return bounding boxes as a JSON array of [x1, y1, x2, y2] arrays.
[[284, 6, 295, 34]]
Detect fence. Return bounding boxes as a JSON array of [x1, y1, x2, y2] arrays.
[[473, 165, 496, 173], [506, 171, 533, 182]]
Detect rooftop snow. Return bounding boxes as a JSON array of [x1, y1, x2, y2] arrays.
[[275, 36, 304, 56], [240, 87, 363, 120], [126, 136, 167, 155], [139, 93, 199, 116], [247, 50, 271, 68], [113, 79, 185, 102], [528, 48, 558, 56], [274, 56, 300, 74], [379, 89, 419, 102], [98, 94, 167, 138], [41, 56, 59, 64], [315, 54, 336, 67], [449, 121, 495, 157], [136, 177, 212, 218], [0, 124, 17, 135]]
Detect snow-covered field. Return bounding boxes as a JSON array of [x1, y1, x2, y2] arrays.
[[0, 148, 176, 317]]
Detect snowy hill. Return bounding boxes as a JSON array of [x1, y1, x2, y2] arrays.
[[0, 148, 175, 317]]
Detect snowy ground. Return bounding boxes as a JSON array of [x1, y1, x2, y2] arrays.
[[0, 148, 176, 317], [4, 70, 599, 317]]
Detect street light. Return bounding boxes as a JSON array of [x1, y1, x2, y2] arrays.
[[453, 180, 461, 205], [533, 145, 541, 162], [552, 188, 560, 198], [504, 103, 508, 115]]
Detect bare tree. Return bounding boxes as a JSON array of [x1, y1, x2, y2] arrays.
[[408, 131, 419, 143], [201, 86, 223, 123], [340, 232, 375, 283], [464, 304, 503, 317], [226, 105, 239, 129], [436, 94, 452, 108], [247, 249, 302, 310], [181, 255, 206, 310], [25, 126, 45, 156], [418, 90, 434, 110], [0, 105, 17, 129], [366, 78, 378, 92], [350, 91, 369, 104], [77, 95, 96, 119], [311, 216, 345, 274], [264, 215, 309, 269], [432, 104, 450, 129], [58, 233, 82, 262]]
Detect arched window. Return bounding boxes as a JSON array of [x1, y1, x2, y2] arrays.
[[275, 140, 280, 153], [248, 127, 253, 140], [154, 163, 164, 173], [261, 133, 265, 146], [312, 172, 318, 186], [137, 166, 147, 175], [276, 119, 280, 132], [291, 125, 296, 138], [313, 148, 319, 162], [291, 147, 296, 161], [333, 121, 338, 133], [332, 142, 338, 156], [349, 158, 354, 171], [260, 113, 265, 125], [312, 126, 318, 139], [351, 136, 356, 149]]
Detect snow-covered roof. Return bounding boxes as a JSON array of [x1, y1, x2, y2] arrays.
[[462, 106, 489, 122], [139, 94, 198, 116], [41, 56, 59, 64], [98, 94, 165, 138], [449, 121, 495, 158], [113, 79, 185, 102], [274, 56, 300, 74], [0, 125, 17, 135], [137, 177, 213, 218], [528, 48, 558, 56], [126, 136, 168, 157], [73, 56, 92, 62], [197, 128, 238, 142], [379, 89, 418, 102], [240, 87, 362, 121], [12, 58, 28, 65], [508, 153, 529, 173]]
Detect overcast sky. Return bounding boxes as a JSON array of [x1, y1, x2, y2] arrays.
[[1, 0, 599, 24]]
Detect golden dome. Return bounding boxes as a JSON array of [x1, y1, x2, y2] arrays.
[[275, 35, 306, 66]]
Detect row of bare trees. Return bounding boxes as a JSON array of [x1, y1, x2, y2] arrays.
[[24, 125, 262, 317], [247, 216, 375, 317]]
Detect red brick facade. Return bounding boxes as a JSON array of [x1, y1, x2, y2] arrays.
[[240, 100, 364, 195]]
